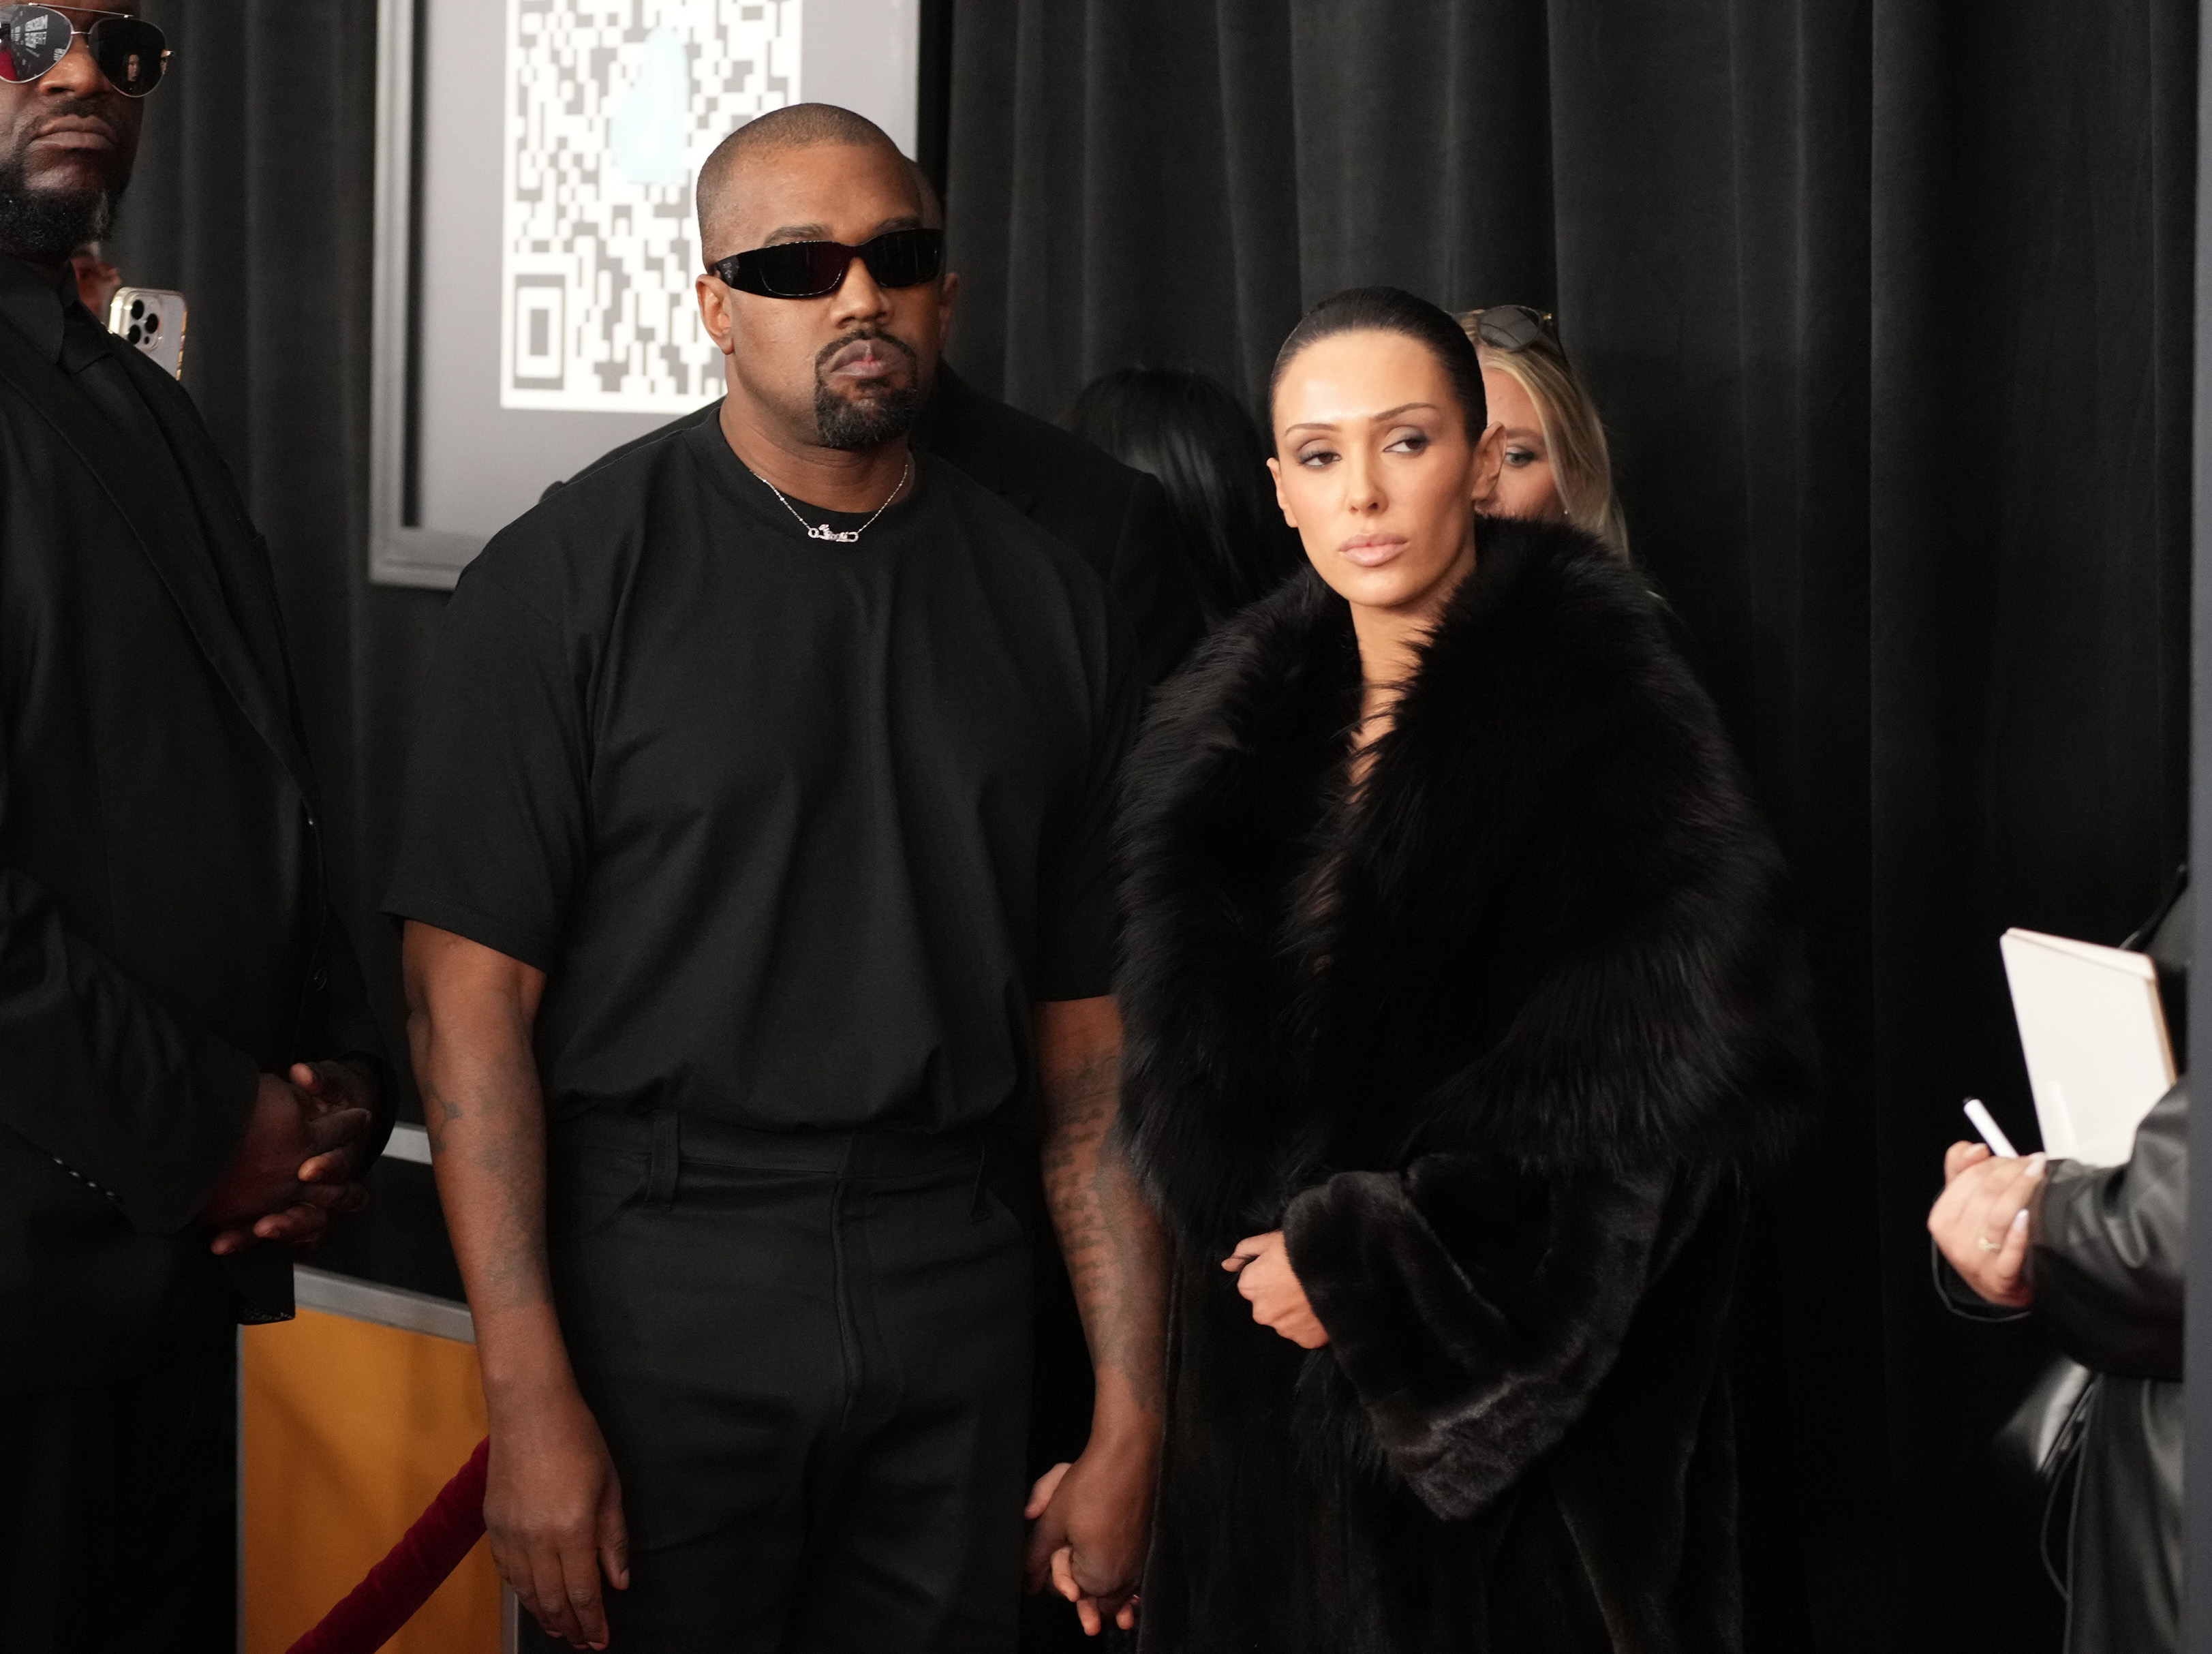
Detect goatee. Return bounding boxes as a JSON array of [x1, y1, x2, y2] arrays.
[[815, 380, 924, 450], [812, 328, 925, 450], [0, 156, 122, 266]]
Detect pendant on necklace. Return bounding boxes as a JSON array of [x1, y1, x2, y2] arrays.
[[808, 524, 862, 543]]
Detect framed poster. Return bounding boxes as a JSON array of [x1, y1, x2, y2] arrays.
[[371, 0, 924, 587]]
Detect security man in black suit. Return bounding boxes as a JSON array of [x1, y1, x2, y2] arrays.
[[0, 10, 387, 1647]]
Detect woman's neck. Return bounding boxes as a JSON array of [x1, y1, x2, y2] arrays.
[[1347, 535, 1477, 743]]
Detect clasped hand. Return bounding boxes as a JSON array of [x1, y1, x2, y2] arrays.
[[1926, 1142, 2044, 1308], [198, 1060, 378, 1255], [1224, 1229, 1330, 1348], [1024, 1443, 1154, 1637]]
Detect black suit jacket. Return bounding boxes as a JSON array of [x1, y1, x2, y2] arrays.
[[552, 364, 1203, 688], [0, 273, 385, 1391]]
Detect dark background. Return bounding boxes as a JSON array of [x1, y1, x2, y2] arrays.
[[108, 3, 2196, 1649]]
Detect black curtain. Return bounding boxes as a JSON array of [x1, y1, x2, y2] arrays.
[[98, 1, 2194, 1647], [947, 2, 2194, 1649]]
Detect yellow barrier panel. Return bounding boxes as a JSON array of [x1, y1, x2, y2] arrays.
[[242, 1277, 502, 1653]]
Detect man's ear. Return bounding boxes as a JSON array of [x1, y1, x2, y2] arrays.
[[938, 269, 962, 339], [696, 274, 737, 356], [1265, 455, 1299, 530], [1469, 420, 1505, 506]]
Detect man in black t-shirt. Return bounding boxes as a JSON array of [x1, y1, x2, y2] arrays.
[[388, 105, 1166, 1653]]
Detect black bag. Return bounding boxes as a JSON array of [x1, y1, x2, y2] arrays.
[[1993, 1354, 2094, 1488]]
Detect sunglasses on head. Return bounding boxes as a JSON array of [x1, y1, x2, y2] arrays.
[[708, 227, 944, 300], [0, 5, 168, 95], [1469, 304, 1561, 354]]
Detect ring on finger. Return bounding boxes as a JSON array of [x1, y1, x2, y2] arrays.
[[1976, 1235, 2002, 1253]]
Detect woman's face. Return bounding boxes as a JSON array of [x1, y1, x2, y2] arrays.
[[1268, 330, 1502, 623], [1475, 363, 1567, 522]]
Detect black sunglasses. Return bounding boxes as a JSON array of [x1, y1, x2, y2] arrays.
[[1469, 304, 1560, 354], [708, 228, 944, 300], [0, 5, 168, 95]]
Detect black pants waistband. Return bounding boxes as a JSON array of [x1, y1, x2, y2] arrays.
[[553, 1110, 1013, 1214]]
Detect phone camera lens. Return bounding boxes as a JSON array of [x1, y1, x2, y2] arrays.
[[143, 313, 159, 335], [125, 324, 141, 344], [129, 298, 144, 320]]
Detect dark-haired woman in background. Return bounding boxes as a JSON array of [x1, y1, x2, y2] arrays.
[[1067, 367, 1304, 626], [1460, 305, 1630, 555], [1113, 288, 1816, 1651]]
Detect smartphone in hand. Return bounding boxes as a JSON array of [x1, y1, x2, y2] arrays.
[[107, 286, 187, 378]]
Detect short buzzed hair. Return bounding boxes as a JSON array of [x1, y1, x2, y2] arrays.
[[696, 103, 910, 254]]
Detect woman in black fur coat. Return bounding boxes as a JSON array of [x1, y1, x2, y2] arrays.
[[1113, 289, 1818, 1653]]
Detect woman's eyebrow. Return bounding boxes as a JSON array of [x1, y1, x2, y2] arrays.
[[1284, 401, 1441, 435]]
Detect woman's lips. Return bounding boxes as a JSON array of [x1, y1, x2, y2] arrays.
[[1338, 536, 1407, 568]]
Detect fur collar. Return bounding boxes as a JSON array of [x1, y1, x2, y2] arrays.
[[1115, 516, 1817, 1247]]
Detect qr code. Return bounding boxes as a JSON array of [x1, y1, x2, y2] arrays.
[[501, 0, 800, 412]]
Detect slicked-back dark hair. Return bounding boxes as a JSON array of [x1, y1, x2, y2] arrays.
[[1268, 286, 1488, 440], [1066, 367, 1305, 626]]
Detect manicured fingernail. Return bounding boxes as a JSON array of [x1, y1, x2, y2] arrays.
[[2012, 1209, 2029, 1230], [2027, 1154, 2046, 1178]]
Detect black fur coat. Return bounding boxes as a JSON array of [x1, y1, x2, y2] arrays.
[[1114, 518, 1818, 1654]]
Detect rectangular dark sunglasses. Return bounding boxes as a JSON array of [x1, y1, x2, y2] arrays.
[[0, 5, 168, 95], [709, 228, 944, 300]]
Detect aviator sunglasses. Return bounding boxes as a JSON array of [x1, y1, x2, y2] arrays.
[[709, 227, 944, 300], [1468, 304, 1560, 354], [0, 5, 169, 95]]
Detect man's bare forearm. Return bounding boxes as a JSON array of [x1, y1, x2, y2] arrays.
[[403, 922, 573, 1400], [1036, 996, 1167, 1440]]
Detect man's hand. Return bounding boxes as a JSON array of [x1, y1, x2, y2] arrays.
[[486, 1379, 630, 1651], [1928, 1143, 2045, 1308], [1225, 1229, 1330, 1347], [1024, 1439, 1154, 1636], [200, 1067, 374, 1255]]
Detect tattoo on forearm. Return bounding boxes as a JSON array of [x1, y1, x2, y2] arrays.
[[411, 1006, 557, 1321], [1041, 1044, 1168, 1422]]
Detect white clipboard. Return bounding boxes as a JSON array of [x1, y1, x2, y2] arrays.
[[1999, 927, 2176, 1167]]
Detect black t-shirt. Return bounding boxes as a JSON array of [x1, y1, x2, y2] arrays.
[[385, 417, 1137, 1133]]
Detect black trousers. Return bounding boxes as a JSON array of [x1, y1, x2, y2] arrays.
[[0, 1330, 236, 1653], [549, 1112, 1034, 1652]]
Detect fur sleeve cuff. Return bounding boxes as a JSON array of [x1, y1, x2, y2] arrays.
[[1286, 1157, 1678, 1521]]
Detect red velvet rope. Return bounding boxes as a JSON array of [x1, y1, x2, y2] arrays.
[[286, 1435, 492, 1654]]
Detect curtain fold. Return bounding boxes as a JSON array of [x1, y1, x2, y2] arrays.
[[946, 3, 2195, 1648]]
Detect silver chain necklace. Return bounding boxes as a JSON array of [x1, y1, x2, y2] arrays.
[[761, 452, 913, 544]]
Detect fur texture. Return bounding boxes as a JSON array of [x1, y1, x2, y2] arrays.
[[1115, 517, 1817, 1653]]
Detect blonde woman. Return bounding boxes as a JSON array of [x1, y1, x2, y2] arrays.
[[1460, 305, 1629, 555]]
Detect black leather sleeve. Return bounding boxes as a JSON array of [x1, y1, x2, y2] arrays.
[[0, 859, 258, 1234], [1283, 1154, 1698, 1522], [2031, 1079, 2186, 1381]]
